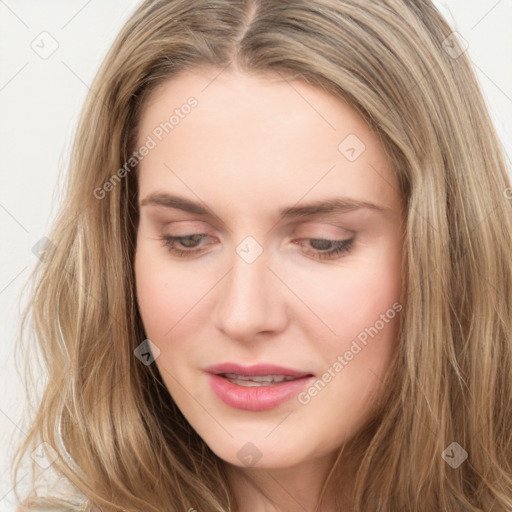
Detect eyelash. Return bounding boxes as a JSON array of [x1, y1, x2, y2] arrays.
[[158, 234, 354, 261]]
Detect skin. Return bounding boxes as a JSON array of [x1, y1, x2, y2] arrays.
[[134, 67, 404, 511]]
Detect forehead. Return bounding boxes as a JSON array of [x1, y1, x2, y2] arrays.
[[136, 67, 401, 217], [138, 67, 368, 152]]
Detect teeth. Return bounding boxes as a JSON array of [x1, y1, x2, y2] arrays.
[[221, 373, 298, 386]]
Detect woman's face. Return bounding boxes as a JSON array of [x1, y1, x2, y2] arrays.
[[135, 67, 403, 470]]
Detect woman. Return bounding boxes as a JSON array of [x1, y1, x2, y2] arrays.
[[12, 0, 512, 511]]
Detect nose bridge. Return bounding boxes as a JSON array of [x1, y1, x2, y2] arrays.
[[214, 236, 285, 340]]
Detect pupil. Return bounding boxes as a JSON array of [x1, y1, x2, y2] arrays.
[[310, 239, 332, 250], [181, 234, 203, 247]]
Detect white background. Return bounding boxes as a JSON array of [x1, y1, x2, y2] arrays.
[[0, 1, 511, 510]]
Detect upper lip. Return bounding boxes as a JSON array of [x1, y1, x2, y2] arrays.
[[204, 362, 313, 378]]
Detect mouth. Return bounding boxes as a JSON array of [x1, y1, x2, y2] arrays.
[[218, 373, 307, 386], [205, 362, 314, 380], [204, 362, 315, 410]]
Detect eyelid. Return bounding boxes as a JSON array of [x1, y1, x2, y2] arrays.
[[159, 221, 356, 245], [159, 220, 215, 234], [153, 214, 357, 237], [292, 222, 355, 238]]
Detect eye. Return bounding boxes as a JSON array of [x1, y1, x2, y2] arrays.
[[158, 234, 355, 261], [159, 234, 212, 257], [296, 238, 354, 260]]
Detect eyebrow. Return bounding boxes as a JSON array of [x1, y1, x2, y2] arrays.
[[139, 192, 391, 220]]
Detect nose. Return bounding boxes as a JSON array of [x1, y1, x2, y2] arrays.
[[213, 243, 288, 342]]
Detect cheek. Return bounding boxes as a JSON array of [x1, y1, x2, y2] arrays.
[[134, 243, 221, 344], [340, 259, 401, 384], [291, 242, 402, 393], [296, 271, 401, 427], [134, 244, 185, 339], [292, 244, 401, 338]]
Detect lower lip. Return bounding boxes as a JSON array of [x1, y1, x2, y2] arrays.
[[207, 373, 314, 411]]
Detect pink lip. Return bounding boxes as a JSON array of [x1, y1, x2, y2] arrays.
[[204, 362, 312, 378], [204, 362, 315, 411]]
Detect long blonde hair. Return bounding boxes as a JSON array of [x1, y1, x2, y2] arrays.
[[12, 0, 512, 510]]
